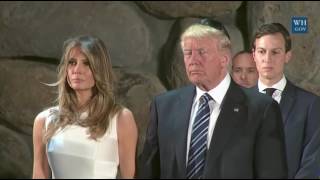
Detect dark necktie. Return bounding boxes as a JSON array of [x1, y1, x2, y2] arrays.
[[264, 88, 277, 97], [187, 93, 212, 179]]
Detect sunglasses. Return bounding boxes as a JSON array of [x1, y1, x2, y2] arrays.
[[199, 18, 231, 40]]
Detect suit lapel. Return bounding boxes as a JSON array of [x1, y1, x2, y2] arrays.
[[254, 81, 296, 125], [204, 82, 246, 173], [279, 80, 296, 125], [174, 85, 196, 177]]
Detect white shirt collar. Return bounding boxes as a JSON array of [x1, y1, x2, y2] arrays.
[[258, 75, 287, 93], [195, 73, 231, 105]]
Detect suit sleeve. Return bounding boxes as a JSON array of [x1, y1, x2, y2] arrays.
[[255, 100, 288, 178], [295, 97, 320, 178], [137, 98, 160, 178]]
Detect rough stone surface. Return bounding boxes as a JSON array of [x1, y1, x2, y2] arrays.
[[0, 125, 32, 178], [137, 1, 242, 19], [114, 68, 167, 155], [0, 2, 153, 68], [0, 59, 57, 135]]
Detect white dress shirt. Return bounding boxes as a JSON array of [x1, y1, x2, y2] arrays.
[[258, 75, 287, 104], [186, 74, 231, 163]]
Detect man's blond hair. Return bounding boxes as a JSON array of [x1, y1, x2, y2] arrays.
[[180, 24, 232, 56]]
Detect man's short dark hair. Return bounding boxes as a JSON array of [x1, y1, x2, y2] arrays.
[[252, 23, 291, 52], [232, 50, 252, 61]]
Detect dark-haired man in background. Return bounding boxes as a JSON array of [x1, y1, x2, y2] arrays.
[[252, 22, 320, 179]]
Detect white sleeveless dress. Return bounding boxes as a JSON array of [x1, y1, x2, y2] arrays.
[[44, 107, 119, 179]]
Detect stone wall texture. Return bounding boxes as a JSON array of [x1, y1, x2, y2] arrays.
[[0, 1, 319, 178]]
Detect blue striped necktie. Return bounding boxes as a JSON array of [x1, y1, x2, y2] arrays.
[[187, 93, 213, 179]]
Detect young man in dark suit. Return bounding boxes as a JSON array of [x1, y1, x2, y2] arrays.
[[252, 23, 320, 179], [138, 20, 288, 179]]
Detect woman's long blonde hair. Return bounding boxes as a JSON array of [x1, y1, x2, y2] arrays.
[[45, 35, 121, 142]]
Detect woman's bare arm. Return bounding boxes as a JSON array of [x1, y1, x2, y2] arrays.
[[117, 108, 138, 178], [32, 112, 50, 179]]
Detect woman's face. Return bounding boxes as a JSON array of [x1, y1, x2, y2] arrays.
[[67, 47, 95, 93]]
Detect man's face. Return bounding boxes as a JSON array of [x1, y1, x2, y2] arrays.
[[232, 53, 258, 88], [253, 33, 291, 83], [182, 37, 229, 91]]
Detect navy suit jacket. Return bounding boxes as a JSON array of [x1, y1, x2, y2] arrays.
[[138, 81, 287, 178], [273, 80, 320, 178]]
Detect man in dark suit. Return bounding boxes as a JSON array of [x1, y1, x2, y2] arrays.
[[252, 23, 320, 178], [138, 20, 288, 178]]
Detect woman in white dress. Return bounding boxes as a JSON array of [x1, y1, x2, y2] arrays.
[[32, 35, 138, 179]]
